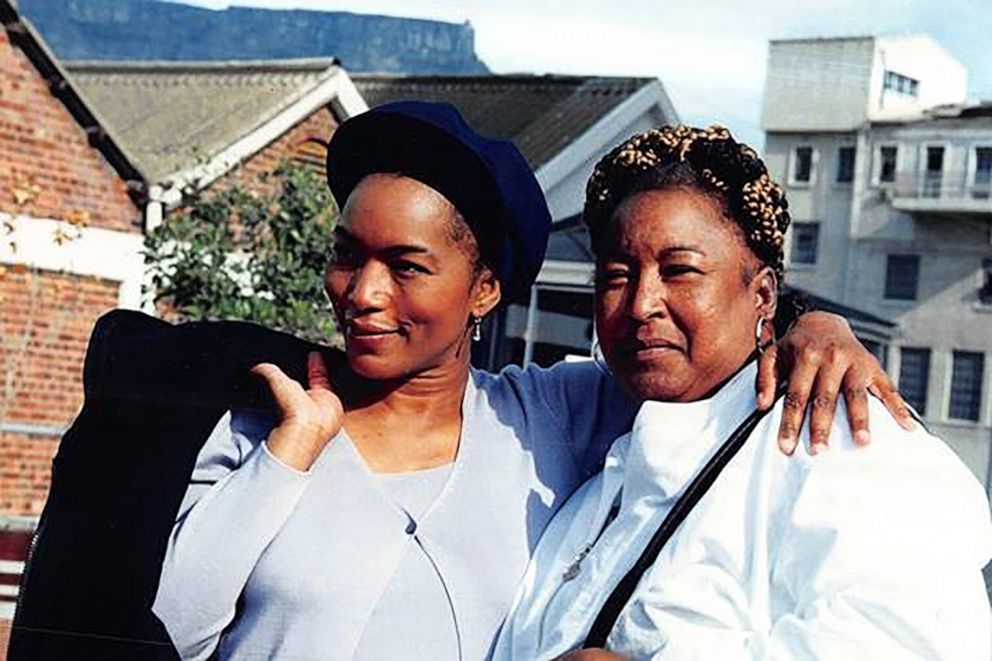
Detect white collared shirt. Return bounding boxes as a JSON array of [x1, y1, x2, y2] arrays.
[[494, 363, 992, 660]]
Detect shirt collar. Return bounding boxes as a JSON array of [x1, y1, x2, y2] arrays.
[[618, 361, 759, 507]]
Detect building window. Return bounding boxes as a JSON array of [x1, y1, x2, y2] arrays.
[[836, 146, 856, 183], [973, 147, 992, 199], [981, 258, 992, 306], [923, 146, 945, 198], [862, 340, 888, 370], [290, 138, 329, 176], [949, 351, 984, 422], [884, 254, 920, 300], [791, 146, 814, 184], [898, 347, 930, 415], [790, 222, 819, 264], [877, 145, 898, 183], [883, 70, 920, 97]]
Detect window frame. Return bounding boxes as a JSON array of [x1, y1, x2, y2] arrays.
[[883, 253, 921, 301], [789, 145, 816, 187], [789, 221, 820, 266], [883, 70, 921, 98], [898, 346, 931, 416], [835, 145, 856, 185], [978, 257, 992, 307], [919, 142, 949, 199], [873, 143, 899, 186], [967, 144, 992, 199], [947, 350, 985, 423]]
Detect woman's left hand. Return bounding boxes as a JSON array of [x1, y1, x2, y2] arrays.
[[756, 311, 914, 455]]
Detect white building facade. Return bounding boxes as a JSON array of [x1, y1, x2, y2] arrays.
[[762, 35, 992, 488]]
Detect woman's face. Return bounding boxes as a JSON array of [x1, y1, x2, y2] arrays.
[[595, 188, 776, 402], [325, 173, 500, 380]]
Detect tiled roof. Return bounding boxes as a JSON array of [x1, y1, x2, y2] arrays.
[[353, 74, 656, 169], [66, 59, 341, 181]]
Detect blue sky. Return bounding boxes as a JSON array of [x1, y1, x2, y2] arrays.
[[184, 0, 992, 148]]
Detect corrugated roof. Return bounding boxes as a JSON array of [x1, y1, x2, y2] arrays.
[[65, 59, 341, 181], [353, 74, 655, 169]]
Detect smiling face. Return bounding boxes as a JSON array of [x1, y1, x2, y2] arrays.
[[325, 173, 500, 380], [595, 187, 777, 402]]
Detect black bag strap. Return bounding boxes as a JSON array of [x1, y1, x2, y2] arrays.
[[583, 390, 784, 649]]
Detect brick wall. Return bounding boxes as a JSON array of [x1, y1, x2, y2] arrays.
[[0, 106, 340, 519], [1, 17, 142, 523], [227, 105, 336, 191], [0, 268, 119, 516], [0, 28, 140, 230]]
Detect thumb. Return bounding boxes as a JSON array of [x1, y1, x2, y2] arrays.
[[307, 351, 332, 391], [251, 362, 307, 415]]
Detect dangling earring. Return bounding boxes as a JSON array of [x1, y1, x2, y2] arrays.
[[471, 314, 483, 342], [754, 316, 767, 355]]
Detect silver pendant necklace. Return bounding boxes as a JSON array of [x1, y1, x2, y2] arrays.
[[561, 496, 621, 582]]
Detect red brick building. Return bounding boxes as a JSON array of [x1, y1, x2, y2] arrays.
[[2, 51, 366, 521], [0, 5, 366, 647], [0, 1, 148, 647], [0, 0, 146, 522]]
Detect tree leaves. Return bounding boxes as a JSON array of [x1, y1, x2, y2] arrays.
[[143, 161, 340, 345]]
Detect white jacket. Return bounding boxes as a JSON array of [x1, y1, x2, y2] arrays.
[[494, 363, 992, 660]]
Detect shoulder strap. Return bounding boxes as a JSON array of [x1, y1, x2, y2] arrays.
[[582, 391, 783, 649]]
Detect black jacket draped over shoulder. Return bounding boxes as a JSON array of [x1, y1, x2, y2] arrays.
[[9, 310, 334, 661]]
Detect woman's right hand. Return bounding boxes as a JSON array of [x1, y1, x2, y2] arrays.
[[250, 351, 344, 472]]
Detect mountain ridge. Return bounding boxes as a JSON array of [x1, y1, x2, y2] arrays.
[[19, 0, 489, 74]]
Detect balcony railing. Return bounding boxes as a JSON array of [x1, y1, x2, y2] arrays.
[[888, 170, 992, 215]]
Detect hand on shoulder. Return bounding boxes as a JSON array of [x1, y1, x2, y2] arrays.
[[251, 351, 344, 472]]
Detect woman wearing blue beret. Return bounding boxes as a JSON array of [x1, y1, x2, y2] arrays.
[[152, 102, 912, 660]]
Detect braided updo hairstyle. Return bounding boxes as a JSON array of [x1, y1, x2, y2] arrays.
[[584, 124, 791, 282]]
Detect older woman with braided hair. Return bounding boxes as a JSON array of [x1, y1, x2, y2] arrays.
[[494, 125, 991, 660]]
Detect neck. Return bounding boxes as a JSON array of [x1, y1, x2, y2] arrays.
[[694, 355, 758, 402], [337, 353, 471, 421], [336, 354, 472, 473]]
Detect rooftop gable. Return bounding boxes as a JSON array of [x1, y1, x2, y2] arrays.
[[66, 58, 366, 184], [353, 74, 658, 170]]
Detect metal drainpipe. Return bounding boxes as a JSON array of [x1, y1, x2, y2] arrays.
[[144, 185, 165, 233], [522, 285, 539, 366]]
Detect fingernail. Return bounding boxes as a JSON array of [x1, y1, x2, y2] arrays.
[[811, 442, 826, 455], [780, 435, 795, 454], [855, 429, 871, 445]]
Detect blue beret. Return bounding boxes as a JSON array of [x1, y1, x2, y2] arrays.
[[325, 101, 551, 301]]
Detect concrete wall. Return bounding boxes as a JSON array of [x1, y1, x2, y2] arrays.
[[870, 35, 968, 121], [763, 35, 967, 133], [767, 131, 858, 301], [762, 38, 875, 132], [768, 123, 992, 489]]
